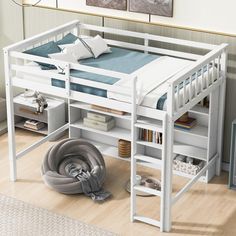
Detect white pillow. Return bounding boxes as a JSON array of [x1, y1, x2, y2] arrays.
[[84, 35, 111, 58], [48, 52, 78, 64], [59, 40, 93, 60], [59, 35, 111, 60]]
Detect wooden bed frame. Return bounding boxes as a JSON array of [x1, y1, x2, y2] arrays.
[[3, 20, 228, 232]]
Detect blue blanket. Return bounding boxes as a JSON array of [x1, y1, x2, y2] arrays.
[[52, 47, 160, 98]]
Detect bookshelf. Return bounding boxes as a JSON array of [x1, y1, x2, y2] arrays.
[[69, 96, 214, 183], [13, 93, 66, 140]]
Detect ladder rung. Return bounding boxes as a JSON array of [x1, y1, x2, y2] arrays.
[[134, 185, 161, 196], [134, 154, 162, 166], [136, 140, 162, 149], [135, 122, 162, 132], [134, 215, 160, 228]]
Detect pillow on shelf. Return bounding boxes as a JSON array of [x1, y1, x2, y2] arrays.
[[24, 41, 61, 70], [56, 33, 78, 45], [84, 35, 111, 58]]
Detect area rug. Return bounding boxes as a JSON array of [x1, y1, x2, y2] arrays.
[[0, 194, 117, 236]]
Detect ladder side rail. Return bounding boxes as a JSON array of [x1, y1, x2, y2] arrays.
[[162, 82, 175, 232], [131, 75, 138, 221], [4, 49, 17, 181]]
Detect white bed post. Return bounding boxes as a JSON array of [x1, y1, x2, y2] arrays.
[[73, 21, 80, 37], [216, 46, 228, 176], [162, 83, 175, 232], [4, 49, 17, 181], [131, 76, 138, 222], [160, 113, 167, 232], [144, 33, 149, 54]]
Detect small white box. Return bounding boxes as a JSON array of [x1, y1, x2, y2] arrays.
[[83, 117, 115, 131], [87, 111, 112, 123]]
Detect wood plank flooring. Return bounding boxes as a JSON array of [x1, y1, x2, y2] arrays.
[[0, 129, 236, 236]]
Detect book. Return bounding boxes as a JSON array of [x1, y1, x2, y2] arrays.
[[139, 128, 163, 144], [91, 104, 126, 116], [174, 117, 197, 130], [24, 120, 45, 130], [148, 130, 152, 142]]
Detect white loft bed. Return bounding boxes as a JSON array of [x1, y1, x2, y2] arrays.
[[4, 20, 228, 232]]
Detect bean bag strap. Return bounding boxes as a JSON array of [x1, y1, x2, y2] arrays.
[[66, 163, 111, 201]]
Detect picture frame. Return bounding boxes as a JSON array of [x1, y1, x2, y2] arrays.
[[129, 0, 173, 17], [86, 0, 127, 11]]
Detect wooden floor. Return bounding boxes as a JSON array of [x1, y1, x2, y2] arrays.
[[1, 129, 236, 236]]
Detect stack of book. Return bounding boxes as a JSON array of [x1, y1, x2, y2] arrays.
[[174, 112, 197, 130], [139, 129, 162, 144], [24, 119, 45, 131], [83, 112, 115, 132], [91, 104, 126, 116]]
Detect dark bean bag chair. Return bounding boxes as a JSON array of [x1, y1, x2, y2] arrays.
[[41, 138, 111, 201]]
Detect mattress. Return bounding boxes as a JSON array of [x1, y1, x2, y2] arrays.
[[52, 47, 161, 98], [18, 47, 201, 110]]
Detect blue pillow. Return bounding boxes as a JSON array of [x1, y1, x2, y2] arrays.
[[56, 33, 78, 45], [24, 41, 61, 70]]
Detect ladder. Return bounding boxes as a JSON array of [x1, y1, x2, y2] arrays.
[[130, 77, 170, 231]]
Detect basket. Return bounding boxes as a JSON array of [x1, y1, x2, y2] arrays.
[[118, 139, 131, 158], [173, 157, 204, 175]]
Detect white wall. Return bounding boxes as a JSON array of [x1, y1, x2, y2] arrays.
[[25, 0, 236, 35], [0, 0, 23, 98]]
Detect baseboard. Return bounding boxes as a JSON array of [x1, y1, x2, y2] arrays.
[[222, 162, 230, 172]]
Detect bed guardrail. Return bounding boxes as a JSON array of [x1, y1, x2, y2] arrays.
[[4, 20, 80, 52], [167, 43, 228, 121]]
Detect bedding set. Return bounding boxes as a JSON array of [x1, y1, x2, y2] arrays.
[[19, 32, 214, 111]]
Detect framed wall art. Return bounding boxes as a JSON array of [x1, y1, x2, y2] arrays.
[[86, 0, 127, 11], [129, 0, 173, 17]]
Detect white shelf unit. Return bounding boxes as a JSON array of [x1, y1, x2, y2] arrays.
[[69, 100, 213, 182], [69, 101, 132, 161], [71, 120, 131, 141], [13, 94, 66, 140]]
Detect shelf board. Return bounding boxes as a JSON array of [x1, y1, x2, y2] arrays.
[[189, 105, 209, 116], [137, 140, 162, 149], [174, 124, 208, 139], [82, 138, 207, 182], [71, 120, 131, 141], [136, 117, 162, 132], [15, 121, 48, 135], [173, 142, 207, 161], [82, 139, 160, 169], [82, 138, 130, 162], [70, 101, 131, 120]]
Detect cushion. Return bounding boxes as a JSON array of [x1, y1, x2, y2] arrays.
[[59, 40, 94, 61], [56, 33, 78, 45], [48, 52, 78, 64], [24, 41, 61, 70], [59, 35, 111, 61], [84, 35, 111, 58]]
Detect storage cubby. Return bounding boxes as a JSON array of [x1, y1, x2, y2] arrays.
[[13, 94, 65, 140], [69, 95, 216, 183], [69, 101, 131, 161]]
